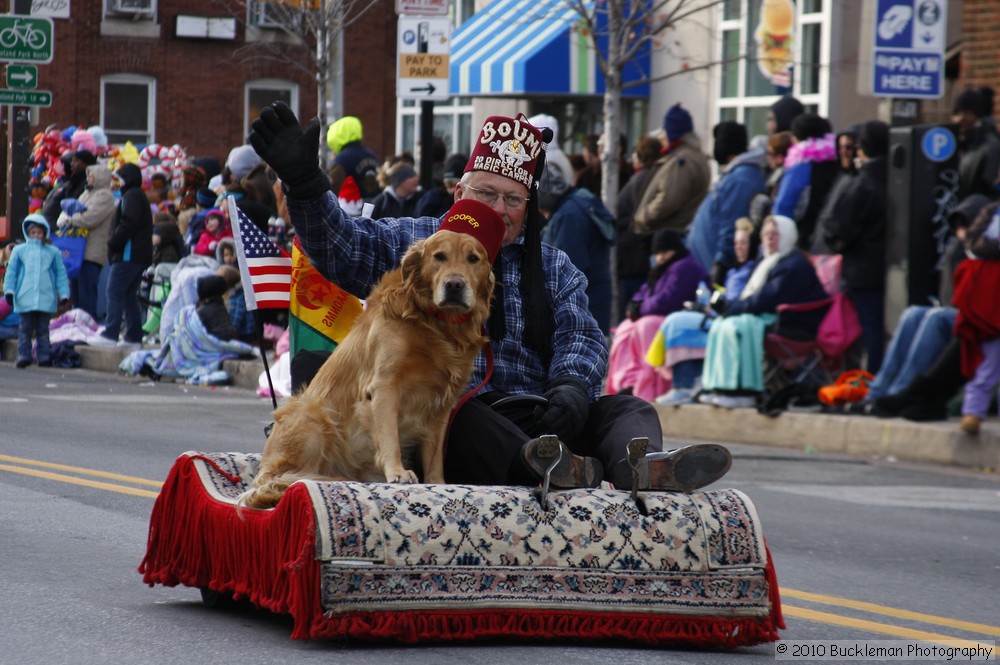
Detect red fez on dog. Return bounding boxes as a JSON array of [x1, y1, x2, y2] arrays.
[[464, 114, 544, 190], [437, 198, 506, 264]]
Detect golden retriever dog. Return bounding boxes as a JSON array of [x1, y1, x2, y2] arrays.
[[237, 228, 496, 510]]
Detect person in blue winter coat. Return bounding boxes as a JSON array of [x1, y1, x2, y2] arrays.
[[4, 214, 70, 367], [537, 161, 616, 336], [686, 121, 767, 286]]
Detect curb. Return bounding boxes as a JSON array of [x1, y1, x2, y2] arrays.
[[2, 338, 266, 392], [655, 403, 999, 471]]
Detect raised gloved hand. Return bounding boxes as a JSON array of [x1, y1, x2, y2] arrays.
[[529, 376, 591, 442], [248, 101, 330, 200]]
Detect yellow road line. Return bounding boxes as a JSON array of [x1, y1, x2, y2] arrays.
[[783, 588, 1000, 636], [0, 453, 163, 488], [0, 464, 160, 498], [1, 454, 997, 647], [784, 605, 995, 650]]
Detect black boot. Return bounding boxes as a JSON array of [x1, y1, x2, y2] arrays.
[[611, 443, 732, 492]]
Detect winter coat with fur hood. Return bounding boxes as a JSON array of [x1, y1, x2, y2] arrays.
[[64, 164, 115, 266]]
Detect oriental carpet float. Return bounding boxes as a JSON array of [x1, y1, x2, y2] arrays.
[[139, 451, 784, 646]]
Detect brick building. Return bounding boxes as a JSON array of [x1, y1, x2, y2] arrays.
[[0, 0, 399, 226]]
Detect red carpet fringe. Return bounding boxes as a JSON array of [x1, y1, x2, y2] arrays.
[[310, 607, 782, 647], [138, 455, 321, 639], [139, 454, 783, 646]]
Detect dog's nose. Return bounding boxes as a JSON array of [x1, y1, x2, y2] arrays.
[[444, 277, 466, 300]]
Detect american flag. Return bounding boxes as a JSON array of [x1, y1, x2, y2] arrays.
[[227, 197, 291, 311]]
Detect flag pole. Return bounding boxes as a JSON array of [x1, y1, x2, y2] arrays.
[[254, 309, 278, 411]]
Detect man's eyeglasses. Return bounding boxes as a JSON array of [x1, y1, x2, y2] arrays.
[[464, 184, 529, 210]]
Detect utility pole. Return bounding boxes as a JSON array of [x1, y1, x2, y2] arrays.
[[4, 0, 33, 241]]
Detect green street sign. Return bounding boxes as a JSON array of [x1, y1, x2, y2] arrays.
[[6, 64, 37, 89], [0, 88, 51, 107], [0, 17, 53, 64]]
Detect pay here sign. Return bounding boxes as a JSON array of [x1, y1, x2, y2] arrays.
[[872, 0, 947, 99]]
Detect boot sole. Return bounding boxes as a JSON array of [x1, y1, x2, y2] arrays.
[[633, 444, 732, 492], [523, 437, 602, 489]]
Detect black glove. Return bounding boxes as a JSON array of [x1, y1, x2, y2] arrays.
[[709, 261, 727, 289], [529, 376, 590, 442], [248, 101, 330, 200], [4, 293, 11, 307], [709, 289, 728, 315], [625, 300, 642, 322]]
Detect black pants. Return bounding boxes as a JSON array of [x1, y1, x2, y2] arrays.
[[444, 393, 662, 486]]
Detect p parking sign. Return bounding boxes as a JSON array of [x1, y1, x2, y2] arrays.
[[920, 126, 956, 163]]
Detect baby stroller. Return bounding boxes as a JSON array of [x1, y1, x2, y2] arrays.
[[139, 262, 177, 344]]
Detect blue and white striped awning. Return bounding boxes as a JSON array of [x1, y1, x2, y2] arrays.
[[449, 0, 649, 97]]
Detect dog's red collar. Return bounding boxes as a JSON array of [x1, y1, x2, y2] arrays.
[[427, 306, 472, 324]]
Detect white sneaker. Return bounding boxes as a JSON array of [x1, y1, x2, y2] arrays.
[[713, 394, 758, 409], [656, 388, 694, 406], [697, 392, 720, 406], [117, 340, 141, 350], [87, 334, 118, 348]]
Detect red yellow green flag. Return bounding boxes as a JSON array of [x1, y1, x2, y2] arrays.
[[289, 237, 363, 357]]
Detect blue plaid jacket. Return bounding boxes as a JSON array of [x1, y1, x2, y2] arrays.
[[284, 193, 609, 400]]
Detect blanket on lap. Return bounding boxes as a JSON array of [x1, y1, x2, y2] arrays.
[[120, 304, 253, 384], [140, 452, 784, 646]]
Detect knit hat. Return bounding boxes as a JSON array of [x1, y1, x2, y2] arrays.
[[790, 113, 832, 141], [326, 116, 364, 154], [465, 114, 544, 190], [226, 144, 262, 182], [196, 187, 217, 208], [858, 120, 890, 158], [437, 198, 506, 264], [74, 149, 97, 166], [443, 153, 468, 182], [768, 95, 805, 133], [712, 121, 748, 163], [651, 228, 685, 254], [663, 103, 693, 141], [389, 164, 418, 189], [952, 88, 985, 117], [197, 274, 229, 301]]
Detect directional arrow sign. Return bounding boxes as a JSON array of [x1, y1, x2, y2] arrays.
[[6, 64, 37, 89], [0, 88, 51, 107]]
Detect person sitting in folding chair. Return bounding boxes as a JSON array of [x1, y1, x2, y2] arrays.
[[698, 215, 829, 409]]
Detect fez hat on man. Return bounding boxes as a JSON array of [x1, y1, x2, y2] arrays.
[[463, 114, 553, 354]]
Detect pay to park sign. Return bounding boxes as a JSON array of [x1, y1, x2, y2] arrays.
[[396, 15, 450, 102], [872, 0, 946, 99]]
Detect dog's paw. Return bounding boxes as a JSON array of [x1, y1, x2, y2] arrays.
[[386, 469, 420, 484]]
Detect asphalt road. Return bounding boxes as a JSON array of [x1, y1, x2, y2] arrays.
[[1, 364, 998, 664]]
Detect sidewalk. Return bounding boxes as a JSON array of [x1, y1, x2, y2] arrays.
[[4, 339, 998, 473]]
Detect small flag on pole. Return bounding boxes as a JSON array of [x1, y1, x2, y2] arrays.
[[228, 197, 292, 311]]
